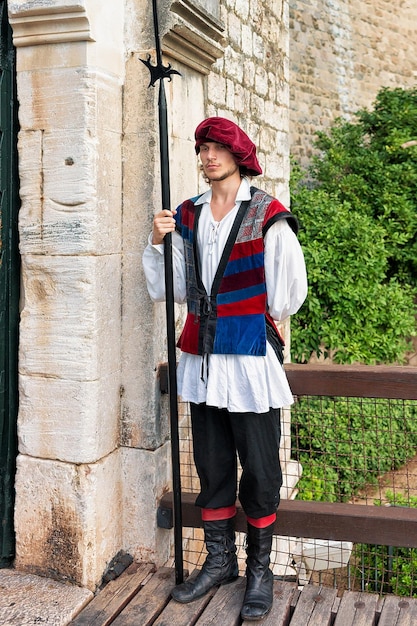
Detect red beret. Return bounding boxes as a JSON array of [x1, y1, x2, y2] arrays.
[[195, 117, 262, 176]]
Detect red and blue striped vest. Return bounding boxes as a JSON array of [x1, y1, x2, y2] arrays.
[[175, 187, 298, 357]]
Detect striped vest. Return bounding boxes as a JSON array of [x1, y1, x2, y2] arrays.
[[175, 187, 298, 357]]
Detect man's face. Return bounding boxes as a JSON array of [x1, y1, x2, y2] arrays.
[[199, 141, 239, 182]]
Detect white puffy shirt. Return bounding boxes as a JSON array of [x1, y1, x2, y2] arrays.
[[142, 178, 308, 413]]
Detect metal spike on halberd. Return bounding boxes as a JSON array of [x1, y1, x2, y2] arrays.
[[140, 54, 181, 87]]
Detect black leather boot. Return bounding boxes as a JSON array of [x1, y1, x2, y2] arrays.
[[171, 518, 238, 604], [240, 522, 274, 621]]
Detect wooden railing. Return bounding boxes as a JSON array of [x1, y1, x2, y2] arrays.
[[158, 364, 417, 548]]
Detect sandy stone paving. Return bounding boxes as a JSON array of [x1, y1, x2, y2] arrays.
[[0, 569, 92, 626]]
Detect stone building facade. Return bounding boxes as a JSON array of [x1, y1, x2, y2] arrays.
[[7, 0, 293, 590], [289, 0, 417, 167], [289, 0, 417, 365], [5, 0, 416, 592]]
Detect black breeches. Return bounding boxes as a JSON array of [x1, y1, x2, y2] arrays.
[[190, 403, 282, 519]]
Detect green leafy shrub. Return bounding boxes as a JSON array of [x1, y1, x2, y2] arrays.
[[290, 87, 417, 364], [289, 89, 417, 595], [292, 397, 417, 502], [355, 492, 417, 597]]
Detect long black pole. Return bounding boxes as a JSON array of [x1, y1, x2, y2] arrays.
[[159, 85, 184, 586], [141, 0, 183, 585]]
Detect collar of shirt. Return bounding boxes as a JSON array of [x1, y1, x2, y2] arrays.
[[193, 177, 252, 206]]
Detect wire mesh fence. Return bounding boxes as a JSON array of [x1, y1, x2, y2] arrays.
[[173, 392, 417, 597], [292, 396, 417, 506]]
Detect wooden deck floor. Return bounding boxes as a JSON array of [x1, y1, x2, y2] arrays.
[[69, 563, 417, 626]]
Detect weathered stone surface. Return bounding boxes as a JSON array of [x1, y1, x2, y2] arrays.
[[14, 452, 122, 590], [17, 68, 94, 131], [120, 54, 203, 451], [18, 374, 119, 463], [289, 0, 417, 167], [9, 0, 125, 75], [19, 254, 121, 381], [0, 569, 93, 626], [121, 445, 172, 566], [17, 69, 122, 256], [206, 0, 290, 197]]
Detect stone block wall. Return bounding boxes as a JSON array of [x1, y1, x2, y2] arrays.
[[10, 0, 416, 592], [208, 0, 291, 205], [7, 0, 314, 590], [9, 0, 416, 592], [9, 0, 126, 589], [121, 0, 297, 573], [289, 0, 417, 167]]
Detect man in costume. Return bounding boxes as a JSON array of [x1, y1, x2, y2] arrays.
[[142, 117, 307, 621]]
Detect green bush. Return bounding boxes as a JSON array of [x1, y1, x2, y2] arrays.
[[292, 397, 417, 502], [289, 89, 417, 595], [290, 87, 417, 364], [355, 492, 417, 597]]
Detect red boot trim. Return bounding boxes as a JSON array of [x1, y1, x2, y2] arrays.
[[201, 505, 237, 521], [246, 513, 276, 529]]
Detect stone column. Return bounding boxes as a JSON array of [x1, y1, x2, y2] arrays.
[[119, 0, 224, 567], [9, 0, 125, 589]]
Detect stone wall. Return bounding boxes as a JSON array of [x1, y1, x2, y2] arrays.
[[9, 0, 294, 590], [122, 0, 298, 577], [11, 0, 415, 591], [9, 0, 126, 589], [206, 0, 291, 204], [289, 0, 417, 167]]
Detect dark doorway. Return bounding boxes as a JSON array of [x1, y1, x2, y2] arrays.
[[0, 0, 20, 567]]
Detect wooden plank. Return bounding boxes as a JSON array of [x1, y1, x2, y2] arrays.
[[244, 580, 297, 626], [332, 595, 341, 617], [152, 570, 215, 626], [196, 577, 246, 626], [378, 595, 417, 626], [275, 500, 417, 548], [285, 363, 417, 399], [333, 591, 379, 625], [158, 363, 417, 400], [289, 584, 337, 625], [160, 492, 417, 548], [69, 563, 155, 626], [111, 567, 175, 626], [291, 587, 301, 611]]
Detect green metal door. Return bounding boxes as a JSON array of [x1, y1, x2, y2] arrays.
[[0, 0, 19, 568]]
